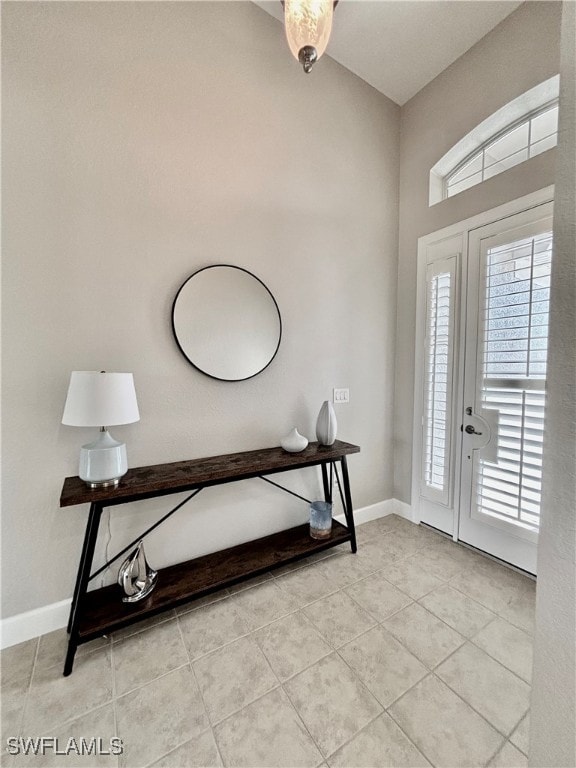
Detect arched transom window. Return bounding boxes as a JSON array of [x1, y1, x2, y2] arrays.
[[430, 76, 559, 205]]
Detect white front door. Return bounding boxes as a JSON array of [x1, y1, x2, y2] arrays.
[[413, 190, 554, 575], [458, 203, 553, 574]]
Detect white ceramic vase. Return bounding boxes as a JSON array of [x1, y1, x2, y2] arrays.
[[316, 401, 337, 446], [281, 428, 309, 453]]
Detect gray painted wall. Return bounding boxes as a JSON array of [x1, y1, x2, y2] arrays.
[[1, 1, 400, 618], [395, 1, 562, 503], [530, 2, 576, 764], [2, 22, 573, 762]]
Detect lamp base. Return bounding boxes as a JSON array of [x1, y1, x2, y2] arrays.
[[85, 478, 121, 490], [79, 428, 128, 488]]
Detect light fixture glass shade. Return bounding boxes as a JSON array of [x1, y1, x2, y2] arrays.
[[62, 371, 140, 427], [284, 0, 334, 70]]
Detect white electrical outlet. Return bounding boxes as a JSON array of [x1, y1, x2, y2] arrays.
[[333, 388, 350, 404]]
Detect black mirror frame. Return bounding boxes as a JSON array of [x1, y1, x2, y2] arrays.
[[171, 264, 283, 382]]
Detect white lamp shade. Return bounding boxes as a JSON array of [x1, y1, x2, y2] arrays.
[[284, 0, 334, 61], [62, 371, 140, 427]]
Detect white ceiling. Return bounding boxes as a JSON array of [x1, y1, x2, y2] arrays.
[[253, 1, 522, 105]]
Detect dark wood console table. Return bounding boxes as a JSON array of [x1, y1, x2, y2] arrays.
[[60, 440, 360, 675]]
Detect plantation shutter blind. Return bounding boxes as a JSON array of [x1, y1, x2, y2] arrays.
[[475, 231, 552, 532], [422, 256, 457, 506]]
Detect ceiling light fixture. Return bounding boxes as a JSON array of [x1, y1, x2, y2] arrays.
[[282, 0, 338, 74]]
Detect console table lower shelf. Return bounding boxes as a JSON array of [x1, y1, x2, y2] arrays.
[[60, 440, 360, 676], [78, 519, 351, 641]]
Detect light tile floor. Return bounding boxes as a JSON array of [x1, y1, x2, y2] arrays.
[[1, 515, 536, 768]]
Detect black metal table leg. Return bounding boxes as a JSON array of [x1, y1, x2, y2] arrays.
[[67, 508, 97, 633], [64, 502, 103, 676], [340, 456, 357, 553], [321, 462, 332, 504]]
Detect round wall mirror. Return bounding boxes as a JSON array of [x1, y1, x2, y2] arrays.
[[172, 265, 282, 381]]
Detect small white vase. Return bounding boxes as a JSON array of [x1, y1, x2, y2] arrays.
[[281, 428, 309, 453], [316, 401, 337, 446]]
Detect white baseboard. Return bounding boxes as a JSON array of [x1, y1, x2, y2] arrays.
[[333, 497, 397, 527], [1, 498, 411, 650], [390, 499, 415, 522], [0, 599, 71, 651]]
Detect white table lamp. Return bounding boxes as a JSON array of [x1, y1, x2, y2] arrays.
[[62, 371, 140, 488]]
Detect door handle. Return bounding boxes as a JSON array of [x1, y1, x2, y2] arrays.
[[464, 424, 483, 435]]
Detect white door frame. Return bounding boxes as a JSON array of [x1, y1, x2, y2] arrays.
[[411, 186, 554, 538]]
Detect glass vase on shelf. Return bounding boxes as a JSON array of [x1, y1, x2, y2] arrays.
[[309, 500, 332, 539]]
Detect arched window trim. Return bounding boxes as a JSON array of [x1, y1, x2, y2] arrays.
[[429, 75, 560, 206], [444, 99, 559, 198]]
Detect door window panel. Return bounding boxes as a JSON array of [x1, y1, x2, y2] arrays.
[[476, 232, 552, 532], [422, 258, 456, 505]]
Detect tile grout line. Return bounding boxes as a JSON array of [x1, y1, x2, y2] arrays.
[[484, 735, 512, 767], [321, 709, 385, 765], [109, 639, 119, 768], [383, 659, 524, 766], [175, 612, 225, 767], [278, 681, 332, 762], [424, 590, 534, 687], [298, 603, 377, 653], [468, 623, 534, 685], [183, 622, 283, 735], [430, 668, 530, 743], [259, 527, 456, 614], [8, 637, 114, 738], [269, 549, 341, 579], [231, 576, 340, 625], [375, 613, 467, 675], [6, 637, 40, 753], [19, 661, 145, 742], [415, 586, 499, 636], [346, 595, 530, 765], [384, 676, 447, 768], [19, 637, 40, 735], [31, 633, 111, 674], [183, 631, 326, 767], [509, 712, 530, 758], [334, 632, 430, 714], [181, 615, 254, 665], [272, 575, 341, 606], [23, 701, 120, 747], [262, 609, 335, 667], [209, 683, 283, 731], [18, 645, 122, 739], [267, 531, 424, 756], [336, 643, 437, 764], [328, 643, 389, 713], [101, 528, 496, 759], [114, 660, 190, 702], [445, 573, 536, 635], [147, 599, 486, 768], [406, 595, 493, 650], [253, 635, 333, 687], [278, 659, 351, 763], [111, 610, 177, 645], [5, 520, 535, 768], [436, 629, 534, 690], [469, 612, 533, 643], [175, 595, 230, 621], [343, 585, 415, 626]]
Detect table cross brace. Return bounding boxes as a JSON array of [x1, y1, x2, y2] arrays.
[[88, 488, 204, 583]]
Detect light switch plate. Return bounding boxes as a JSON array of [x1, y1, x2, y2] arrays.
[[333, 388, 350, 404]]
